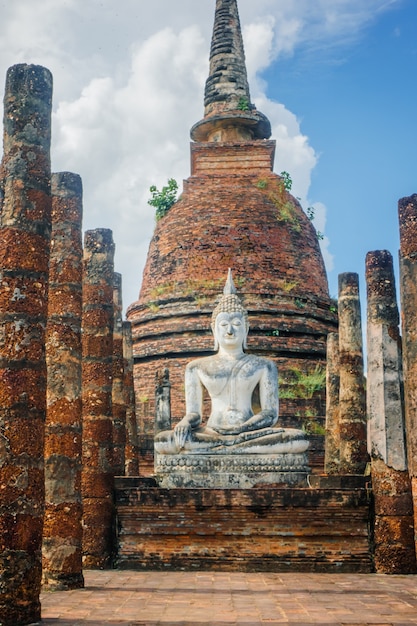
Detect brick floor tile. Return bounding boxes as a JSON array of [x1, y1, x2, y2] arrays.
[[39, 570, 417, 625]]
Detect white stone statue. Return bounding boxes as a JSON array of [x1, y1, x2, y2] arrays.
[[155, 270, 308, 456]]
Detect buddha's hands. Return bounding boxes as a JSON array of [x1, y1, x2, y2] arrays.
[[216, 409, 276, 436], [215, 409, 246, 435], [173, 414, 198, 450]]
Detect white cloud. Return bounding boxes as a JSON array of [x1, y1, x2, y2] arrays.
[[0, 0, 400, 310], [52, 24, 207, 308]]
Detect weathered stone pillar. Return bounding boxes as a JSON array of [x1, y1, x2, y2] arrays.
[[112, 272, 126, 476], [338, 273, 368, 474], [366, 250, 416, 573], [324, 333, 340, 474], [155, 368, 171, 435], [399, 194, 417, 554], [42, 172, 84, 589], [82, 228, 115, 568], [123, 321, 139, 476], [0, 64, 52, 626]]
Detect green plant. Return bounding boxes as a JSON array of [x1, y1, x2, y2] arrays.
[[266, 329, 280, 337], [278, 388, 297, 399], [148, 178, 178, 221], [295, 297, 306, 309], [184, 277, 224, 296], [292, 366, 326, 399], [278, 279, 299, 293], [302, 420, 326, 436], [306, 206, 315, 221], [296, 408, 318, 419], [306, 205, 324, 240], [237, 97, 250, 111], [279, 365, 326, 400], [280, 171, 293, 191], [149, 282, 176, 299], [194, 295, 208, 307], [277, 201, 301, 232], [256, 174, 301, 234]]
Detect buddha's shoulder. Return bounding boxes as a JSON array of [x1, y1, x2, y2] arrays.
[[185, 354, 277, 374], [244, 354, 277, 373], [185, 355, 218, 373]]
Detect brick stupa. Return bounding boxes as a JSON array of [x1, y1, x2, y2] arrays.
[[127, 0, 338, 472]]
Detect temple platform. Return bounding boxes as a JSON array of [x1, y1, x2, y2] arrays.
[[154, 451, 309, 488], [114, 477, 372, 573]]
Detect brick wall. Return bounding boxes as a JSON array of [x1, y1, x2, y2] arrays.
[[115, 479, 372, 573]]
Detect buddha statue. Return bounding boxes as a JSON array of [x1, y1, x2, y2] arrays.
[[154, 271, 309, 456]]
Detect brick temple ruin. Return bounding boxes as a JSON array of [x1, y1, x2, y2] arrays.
[[0, 1, 417, 624]]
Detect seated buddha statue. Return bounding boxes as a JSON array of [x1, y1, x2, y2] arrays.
[[154, 271, 309, 456]]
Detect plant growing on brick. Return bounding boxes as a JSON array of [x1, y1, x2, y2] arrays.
[[295, 297, 306, 308], [277, 279, 299, 292], [150, 282, 176, 300], [237, 97, 250, 111], [255, 178, 268, 189], [302, 419, 326, 436], [329, 299, 338, 313], [255, 174, 301, 233], [306, 205, 324, 240], [279, 365, 326, 400], [280, 171, 292, 191], [148, 178, 178, 220]]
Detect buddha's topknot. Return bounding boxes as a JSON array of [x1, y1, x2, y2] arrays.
[[211, 270, 249, 334]]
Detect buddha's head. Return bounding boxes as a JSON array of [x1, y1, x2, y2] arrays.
[[211, 270, 249, 350]]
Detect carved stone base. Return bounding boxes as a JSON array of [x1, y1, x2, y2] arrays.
[[154, 452, 309, 488]]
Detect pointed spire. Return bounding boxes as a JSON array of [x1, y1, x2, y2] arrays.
[[205, 0, 251, 116], [191, 0, 271, 143], [224, 268, 237, 295]]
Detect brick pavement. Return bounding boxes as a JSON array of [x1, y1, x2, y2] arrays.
[[39, 570, 417, 625]]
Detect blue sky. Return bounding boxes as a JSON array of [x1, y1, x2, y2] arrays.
[[0, 0, 415, 313], [263, 0, 417, 300]]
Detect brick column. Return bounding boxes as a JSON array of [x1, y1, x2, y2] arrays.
[[366, 250, 416, 573], [324, 333, 340, 474], [43, 172, 84, 589], [123, 321, 139, 476], [112, 272, 126, 476], [0, 64, 52, 626], [399, 194, 417, 554], [338, 273, 368, 474], [82, 228, 115, 567]]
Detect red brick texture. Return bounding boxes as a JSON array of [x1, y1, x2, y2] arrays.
[[0, 64, 52, 626], [43, 171, 84, 590], [115, 479, 372, 573], [82, 229, 115, 568]]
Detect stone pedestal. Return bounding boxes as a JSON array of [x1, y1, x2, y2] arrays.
[[154, 452, 309, 488], [115, 478, 372, 573]]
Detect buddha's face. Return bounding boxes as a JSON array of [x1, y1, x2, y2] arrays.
[[214, 311, 247, 352]]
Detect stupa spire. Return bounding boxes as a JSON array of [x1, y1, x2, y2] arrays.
[[191, 0, 271, 142]]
